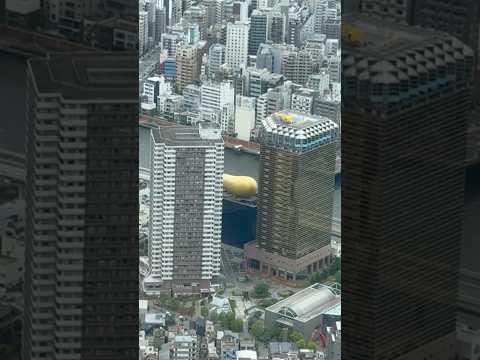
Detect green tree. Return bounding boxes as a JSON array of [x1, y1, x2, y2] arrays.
[[296, 338, 306, 349], [209, 310, 218, 322], [270, 325, 282, 341], [335, 270, 341, 283], [328, 256, 341, 276], [251, 320, 265, 339], [201, 306, 209, 317], [306, 341, 317, 351], [230, 319, 244, 332], [288, 330, 304, 343], [258, 298, 277, 309], [152, 328, 164, 350], [218, 311, 235, 329], [254, 282, 270, 298]]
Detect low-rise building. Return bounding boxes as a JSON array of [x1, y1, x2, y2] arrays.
[[171, 334, 199, 360], [217, 330, 240, 360], [236, 349, 257, 360], [323, 321, 340, 360], [269, 342, 299, 360], [208, 341, 219, 359], [265, 283, 341, 340], [145, 313, 166, 335], [239, 336, 255, 351], [211, 296, 232, 314]]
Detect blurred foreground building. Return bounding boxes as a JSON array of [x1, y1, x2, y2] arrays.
[[342, 13, 474, 360], [23, 53, 138, 360]]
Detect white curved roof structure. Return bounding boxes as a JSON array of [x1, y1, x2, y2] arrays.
[[267, 283, 341, 322]]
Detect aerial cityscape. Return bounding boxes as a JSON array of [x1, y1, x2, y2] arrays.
[[138, 0, 342, 359], [0, 0, 479, 359]]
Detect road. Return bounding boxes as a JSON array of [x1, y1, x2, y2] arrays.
[[139, 46, 162, 91]]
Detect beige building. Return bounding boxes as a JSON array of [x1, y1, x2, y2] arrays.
[[176, 44, 201, 94]]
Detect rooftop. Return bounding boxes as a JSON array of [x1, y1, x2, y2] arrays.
[[145, 313, 166, 324], [260, 111, 338, 149], [342, 13, 474, 94], [269, 342, 297, 355], [237, 349, 258, 360], [28, 52, 137, 101], [175, 335, 195, 343], [266, 111, 332, 130], [343, 13, 442, 57], [342, 13, 474, 58], [152, 123, 223, 146], [266, 283, 341, 323]]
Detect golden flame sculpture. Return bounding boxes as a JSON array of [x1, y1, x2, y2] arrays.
[[223, 174, 257, 198]]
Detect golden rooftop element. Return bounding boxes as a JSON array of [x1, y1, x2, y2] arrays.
[[223, 174, 257, 198], [342, 22, 363, 44]]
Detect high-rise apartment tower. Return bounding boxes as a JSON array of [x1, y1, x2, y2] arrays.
[[145, 123, 224, 295]]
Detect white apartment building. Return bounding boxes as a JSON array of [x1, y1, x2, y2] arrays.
[[143, 75, 172, 106], [200, 81, 235, 132], [234, 96, 256, 142], [225, 21, 250, 73], [146, 123, 224, 296]]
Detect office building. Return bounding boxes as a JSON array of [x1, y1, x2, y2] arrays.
[[286, 14, 302, 46], [204, 0, 224, 29], [184, 5, 208, 40], [207, 44, 226, 81], [313, 82, 340, 128], [23, 53, 138, 360], [142, 75, 171, 107], [342, 14, 474, 360], [256, 43, 296, 74], [183, 84, 201, 113], [270, 13, 285, 44], [245, 67, 284, 98], [145, 123, 224, 295], [245, 111, 338, 282], [281, 49, 314, 85], [139, 10, 149, 55], [248, 10, 268, 56], [161, 32, 185, 57], [291, 88, 316, 115], [226, 21, 250, 72], [154, 6, 167, 43]]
